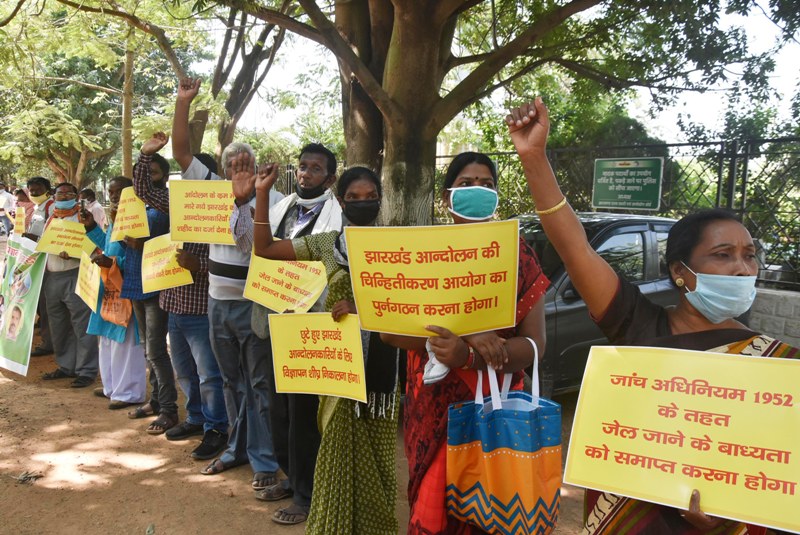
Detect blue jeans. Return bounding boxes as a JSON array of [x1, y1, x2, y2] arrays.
[[168, 313, 227, 433], [209, 297, 278, 473]]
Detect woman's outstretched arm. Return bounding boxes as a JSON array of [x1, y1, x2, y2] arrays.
[[507, 98, 619, 319]]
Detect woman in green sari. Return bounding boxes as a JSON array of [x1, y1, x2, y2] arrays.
[[234, 155, 399, 534], [505, 98, 797, 534]]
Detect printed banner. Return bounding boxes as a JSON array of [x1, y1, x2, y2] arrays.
[[35, 218, 88, 258], [269, 313, 366, 402], [140, 234, 193, 293], [75, 251, 101, 312], [564, 346, 800, 533], [0, 236, 46, 376], [244, 256, 327, 313], [345, 220, 519, 336], [110, 187, 149, 242], [168, 180, 235, 245]]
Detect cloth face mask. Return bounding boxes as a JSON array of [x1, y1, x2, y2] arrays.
[[448, 186, 498, 221]]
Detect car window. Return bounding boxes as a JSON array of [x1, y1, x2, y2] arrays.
[[596, 232, 645, 282], [656, 231, 670, 278]]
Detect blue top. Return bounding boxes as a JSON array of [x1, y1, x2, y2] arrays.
[[120, 206, 169, 301], [86, 222, 138, 344]]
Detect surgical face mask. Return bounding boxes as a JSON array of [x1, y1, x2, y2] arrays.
[[448, 186, 498, 221], [54, 199, 77, 210], [682, 263, 757, 324], [343, 199, 381, 226], [30, 193, 50, 205]]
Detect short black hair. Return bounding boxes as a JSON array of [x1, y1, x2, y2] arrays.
[[299, 143, 337, 176], [151, 153, 170, 177], [336, 166, 381, 198], [109, 176, 133, 189], [54, 182, 79, 194], [443, 152, 498, 190], [27, 176, 51, 191], [195, 153, 218, 174], [79, 188, 96, 201], [666, 208, 742, 268]]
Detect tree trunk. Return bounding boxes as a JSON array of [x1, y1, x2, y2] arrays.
[[122, 45, 134, 177], [380, 126, 438, 226]]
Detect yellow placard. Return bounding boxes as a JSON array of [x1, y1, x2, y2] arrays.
[[35, 218, 87, 258], [110, 187, 149, 242], [244, 256, 327, 313], [75, 252, 101, 312], [168, 180, 235, 245], [140, 234, 193, 293], [13, 208, 26, 234], [269, 313, 366, 402], [564, 346, 800, 533], [345, 220, 519, 336]]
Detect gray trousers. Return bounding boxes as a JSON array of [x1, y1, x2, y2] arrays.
[[45, 268, 98, 378]]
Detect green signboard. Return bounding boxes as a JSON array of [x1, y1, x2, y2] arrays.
[[592, 157, 663, 210]]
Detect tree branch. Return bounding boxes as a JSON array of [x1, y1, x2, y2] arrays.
[[55, 0, 187, 78], [0, 0, 26, 28], [215, 0, 324, 45], [23, 75, 122, 95], [430, 0, 602, 131]]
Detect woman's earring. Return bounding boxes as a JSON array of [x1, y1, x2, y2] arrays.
[[675, 277, 684, 287]]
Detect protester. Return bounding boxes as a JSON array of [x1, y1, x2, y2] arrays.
[[14, 189, 34, 231], [250, 161, 400, 532], [79, 188, 108, 230], [22, 177, 55, 357], [167, 77, 284, 485], [380, 151, 549, 534], [0, 180, 15, 236], [231, 140, 342, 523], [133, 141, 228, 459], [40, 182, 99, 388], [85, 177, 147, 408], [118, 164, 176, 431], [505, 98, 800, 534]]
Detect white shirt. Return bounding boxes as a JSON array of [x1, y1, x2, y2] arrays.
[[0, 190, 14, 215], [85, 200, 108, 230]]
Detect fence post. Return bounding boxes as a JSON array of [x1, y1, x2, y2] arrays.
[[725, 140, 739, 210]]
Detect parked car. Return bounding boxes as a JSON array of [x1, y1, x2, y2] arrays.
[[513, 212, 680, 397]]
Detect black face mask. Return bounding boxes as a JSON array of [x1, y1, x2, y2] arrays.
[[295, 181, 329, 200], [343, 200, 381, 226]]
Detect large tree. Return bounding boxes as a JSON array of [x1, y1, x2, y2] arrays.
[[210, 0, 795, 225]]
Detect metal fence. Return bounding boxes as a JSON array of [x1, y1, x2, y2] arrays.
[[436, 137, 800, 290]]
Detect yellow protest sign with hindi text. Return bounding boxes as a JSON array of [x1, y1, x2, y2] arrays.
[[244, 256, 327, 313], [140, 234, 193, 293], [13, 209, 25, 234], [110, 187, 149, 242], [168, 180, 235, 245], [75, 252, 101, 312], [564, 345, 800, 533], [345, 220, 519, 336], [35, 218, 87, 258], [269, 313, 366, 403]]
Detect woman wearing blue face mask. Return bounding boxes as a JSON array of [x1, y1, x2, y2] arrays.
[[506, 98, 798, 535], [382, 151, 550, 534]]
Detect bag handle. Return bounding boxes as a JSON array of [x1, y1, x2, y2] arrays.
[[475, 337, 540, 409]]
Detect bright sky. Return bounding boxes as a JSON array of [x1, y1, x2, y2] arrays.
[[238, 7, 799, 144]]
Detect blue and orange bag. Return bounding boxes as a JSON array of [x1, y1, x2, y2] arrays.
[[446, 344, 561, 534]]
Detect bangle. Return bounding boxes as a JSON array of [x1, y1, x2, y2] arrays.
[[461, 347, 476, 370], [535, 197, 567, 216], [253, 221, 270, 226]]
